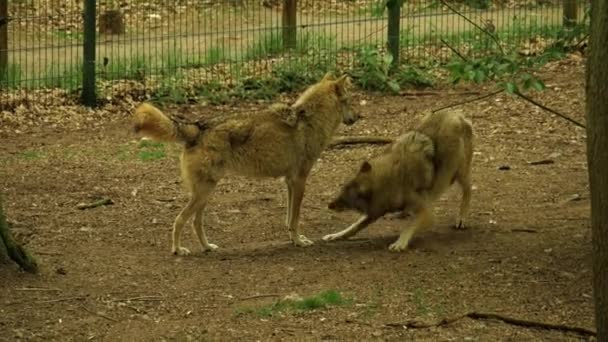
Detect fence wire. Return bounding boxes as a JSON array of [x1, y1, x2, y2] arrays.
[[0, 0, 588, 106]]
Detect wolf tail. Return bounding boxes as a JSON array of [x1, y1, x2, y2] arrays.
[[132, 103, 201, 145]]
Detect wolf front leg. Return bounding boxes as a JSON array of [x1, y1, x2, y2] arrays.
[[286, 175, 314, 247], [389, 205, 434, 252], [322, 215, 375, 241]]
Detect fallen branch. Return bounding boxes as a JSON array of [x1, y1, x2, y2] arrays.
[[76, 198, 114, 210], [329, 136, 394, 148], [385, 311, 596, 337], [511, 228, 538, 233], [37, 296, 87, 304], [111, 296, 164, 302], [0, 210, 38, 273], [80, 305, 119, 323], [15, 287, 61, 292]]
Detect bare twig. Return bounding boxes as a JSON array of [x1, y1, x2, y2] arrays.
[[240, 294, 281, 301], [15, 287, 61, 292], [111, 296, 164, 302], [37, 296, 87, 304], [511, 228, 538, 233], [439, 0, 505, 55], [35, 251, 64, 256], [330, 136, 394, 148], [385, 311, 596, 337], [514, 91, 585, 128], [352, 24, 387, 44], [76, 198, 114, 210], [440, 38, 468, 62], [80, 305, 119, 323], [432, 89, 504, 113]]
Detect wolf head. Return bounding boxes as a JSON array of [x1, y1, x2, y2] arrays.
[[328, 161, 374, 214], [291, 72, 359, 126]]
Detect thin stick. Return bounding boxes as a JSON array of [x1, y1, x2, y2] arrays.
[[76, 198, 114, 210], [15, 287, 61, 292], [511, 228, 538, 233], [514, 91, 585, 129], [111, 296, 164, 302], [440, 38, 468, 62], [330, 136, 394, 148], [240, 294, 281, 301], [439, 0, 505, 55], [385, 311, 596, 337], [431, 89, 504, 113], [80, 305, 119, 323], [37, 296, 86, 304]]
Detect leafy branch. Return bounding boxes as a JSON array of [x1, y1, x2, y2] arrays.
[[438, 6, 585, 128]]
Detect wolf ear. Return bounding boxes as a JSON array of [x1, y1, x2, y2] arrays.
[[322, 72, 335, 81], [334, 74, 350, 97], [360, 161, 372, 173]]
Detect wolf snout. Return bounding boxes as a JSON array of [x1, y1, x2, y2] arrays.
[[344, 118, 356, 126]]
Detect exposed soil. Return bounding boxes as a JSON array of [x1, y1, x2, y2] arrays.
[[0, 56, 595, 341]]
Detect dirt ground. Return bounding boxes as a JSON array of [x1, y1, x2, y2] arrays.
[[0, 56, 595, 341]]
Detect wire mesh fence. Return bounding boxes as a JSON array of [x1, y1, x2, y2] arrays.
[[0, 0, 589, 106]]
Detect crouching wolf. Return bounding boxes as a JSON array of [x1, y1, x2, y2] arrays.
[[132, 73, 357, 255], [324, 109, 473, 252]]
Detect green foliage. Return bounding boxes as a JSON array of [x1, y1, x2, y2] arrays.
[[236, 290, 351, 318], [447, 53, 546, 94], [351, 46, 432, 93], [151, 71, 189, 104], [463, 0, 491, 9]]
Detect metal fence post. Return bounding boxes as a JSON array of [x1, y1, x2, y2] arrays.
[[0, 0, 8, 88], [282, 0, 297, 50], [387, 0, 402, 71], [82, 0, 97, 106], [562, 0, 578, 28]]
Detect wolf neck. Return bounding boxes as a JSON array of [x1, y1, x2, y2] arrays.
[[304, 106, 342, 146]]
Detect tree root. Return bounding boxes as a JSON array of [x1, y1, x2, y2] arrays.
[[385, 311, 596, 337]]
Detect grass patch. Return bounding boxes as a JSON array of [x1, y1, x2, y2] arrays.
[[0, 63, 23, 89], [245, 30, 283, 60], [17, 151, 44, 160], [245, 31, 336, 61], [204, 46, 228, 65], [137, 140, 166, 161], [237, 289, 351, 318]]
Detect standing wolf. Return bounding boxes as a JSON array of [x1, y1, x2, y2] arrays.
[[324, 109, 473, 252], [133, 73, 357, 255]]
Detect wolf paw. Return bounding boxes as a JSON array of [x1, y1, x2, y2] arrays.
[[293, 235, 314, 247], [388, 240, 409, 252], [322, 232, 345, 242], [453, 220, 467, 230], [172, 246, 191, 256], [202, 243, 219, 252]]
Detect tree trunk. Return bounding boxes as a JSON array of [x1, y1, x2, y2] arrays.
[[586, 0, 608, 338], [0, 195, 38, 273]]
